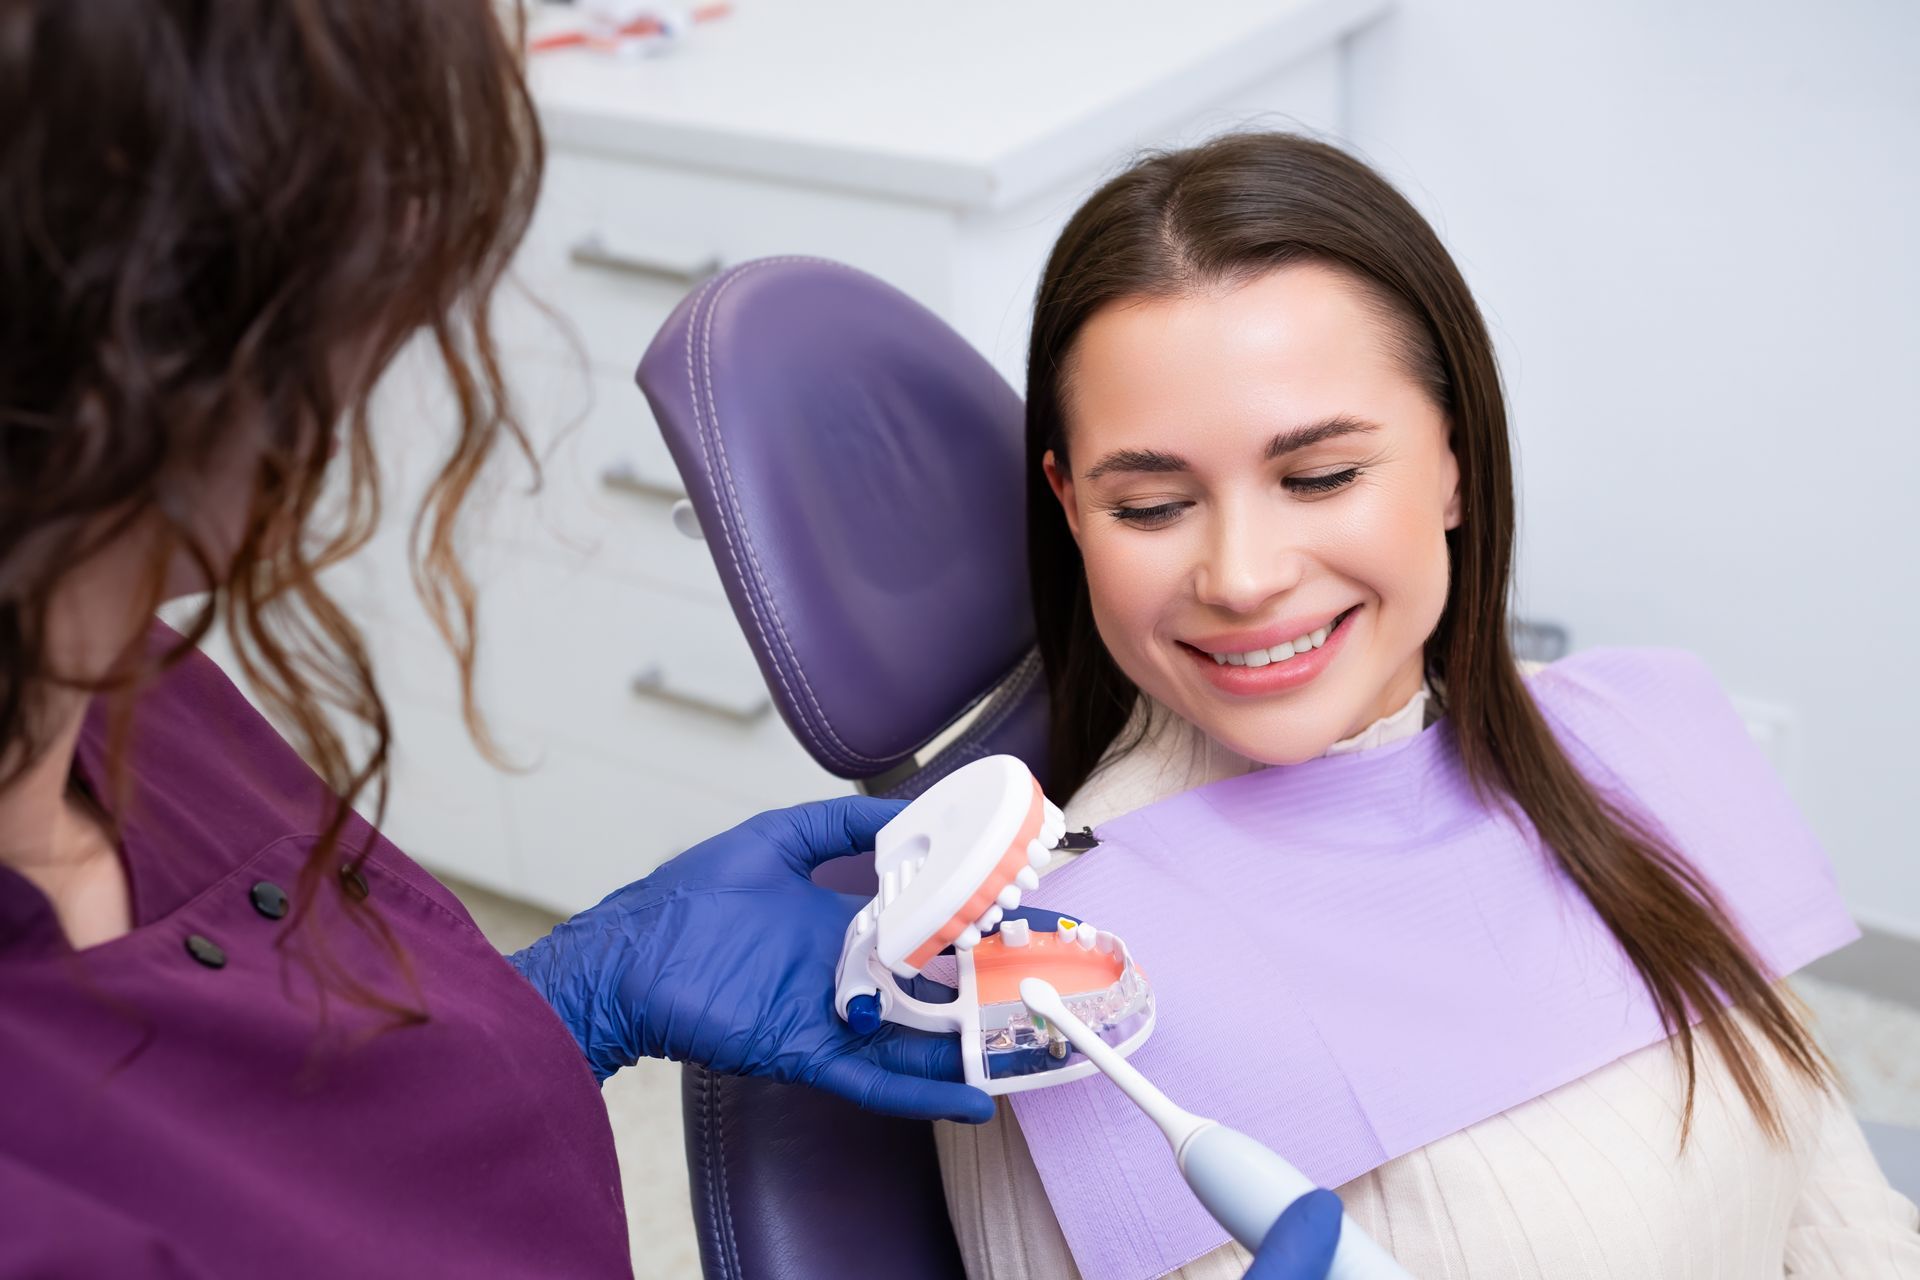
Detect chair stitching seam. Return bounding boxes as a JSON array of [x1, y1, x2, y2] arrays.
[[695, 1068, 744, 1278], [695, 256, 890, 769], [680, 266, 835, 768], [711, 1074, 744, 1273]]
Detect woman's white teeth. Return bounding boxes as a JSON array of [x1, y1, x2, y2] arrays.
[[1208, 621, 1334, 668]]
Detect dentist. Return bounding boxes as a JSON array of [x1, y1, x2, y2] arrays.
[[0, 1, 1337, 1276]]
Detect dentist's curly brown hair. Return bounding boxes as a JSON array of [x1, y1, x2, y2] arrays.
[[0, 0, 542, 1020]]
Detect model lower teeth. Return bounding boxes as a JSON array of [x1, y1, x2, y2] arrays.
[[1207, 611, 1348, 667]]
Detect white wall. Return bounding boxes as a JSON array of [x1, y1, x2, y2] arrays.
[[1338, 0, 1920, 934]]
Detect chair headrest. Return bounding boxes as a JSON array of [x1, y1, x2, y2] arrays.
[[638, 258, 1033, 782]]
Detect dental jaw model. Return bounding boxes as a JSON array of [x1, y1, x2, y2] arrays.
[[834, 755, 1155, 1093]]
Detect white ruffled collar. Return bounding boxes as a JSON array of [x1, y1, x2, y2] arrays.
[[1058, 680, 1436, 836]]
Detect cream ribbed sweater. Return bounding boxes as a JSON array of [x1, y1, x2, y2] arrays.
[[934, 674, 1920, 1278]]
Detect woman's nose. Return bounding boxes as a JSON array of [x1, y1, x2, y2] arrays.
[[1191, 504, 1304, 614]]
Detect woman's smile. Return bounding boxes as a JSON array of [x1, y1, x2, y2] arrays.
[[1178, 603, 1361, 697]]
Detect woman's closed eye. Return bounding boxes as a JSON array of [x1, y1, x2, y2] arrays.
[[1286, 467, 1363, 495], [1108, 500, 1191, 527], [1106, 468, 1364, 528]]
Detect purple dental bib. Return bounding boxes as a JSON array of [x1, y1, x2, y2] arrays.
[[1010, 647, 1857, 1280]]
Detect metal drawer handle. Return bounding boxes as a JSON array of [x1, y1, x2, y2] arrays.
[[631, 666, 771, 726], [568, 231, 721, 286], [600, 460, 686, 502]]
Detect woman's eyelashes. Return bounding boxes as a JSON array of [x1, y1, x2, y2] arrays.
[[1104, 468, 1364, 527], [1108, 500, 1191, 527], [1286, 467, 1363, 495]]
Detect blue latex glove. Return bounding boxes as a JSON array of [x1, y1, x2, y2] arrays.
[[1243, 1189, 1343, 1279], [508, 795, 995, 1124]]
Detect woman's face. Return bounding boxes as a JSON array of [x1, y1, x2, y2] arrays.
[[1045, 263, 1461, 765]]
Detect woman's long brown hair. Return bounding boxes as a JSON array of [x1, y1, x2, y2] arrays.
[[1, 0, 542, 1022], [1027, 132, 1830, 1144]]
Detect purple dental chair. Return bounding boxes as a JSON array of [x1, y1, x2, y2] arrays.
[[637, 257, 1044, 1279]]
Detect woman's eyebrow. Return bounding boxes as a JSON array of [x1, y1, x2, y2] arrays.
[[1083, 448, 1188, 480], [1265, 415, 1382, 459], [1082, 416, 1382, 480]]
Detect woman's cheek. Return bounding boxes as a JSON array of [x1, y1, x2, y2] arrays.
[[1345, 480, 1453, 629], [1082, 528, 1186, 647]]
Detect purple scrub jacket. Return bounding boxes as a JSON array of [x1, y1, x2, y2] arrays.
[[0, 636, 632, 1277]]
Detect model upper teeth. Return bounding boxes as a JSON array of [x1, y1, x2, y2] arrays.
[[1208, 620, 1336, 667]]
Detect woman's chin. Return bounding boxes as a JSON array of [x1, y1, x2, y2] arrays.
[[1179, 706, 1340, 768], [1233, 737, 1333, 769]]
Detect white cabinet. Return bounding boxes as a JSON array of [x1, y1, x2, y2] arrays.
[[279, 2, 1388, 914]]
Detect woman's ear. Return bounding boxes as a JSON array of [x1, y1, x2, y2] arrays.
[[1440, 428, 1463, 531], [1042, 450, 1082, 540]]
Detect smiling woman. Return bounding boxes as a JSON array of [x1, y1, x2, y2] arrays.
[[1042, 265, 1460, 762], [928, 131, 1920, 1279]]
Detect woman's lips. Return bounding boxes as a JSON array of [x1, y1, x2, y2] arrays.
[[1181, 606, 1358, 696]]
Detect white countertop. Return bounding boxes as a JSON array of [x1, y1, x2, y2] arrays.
[[528, 0, 1390, 210]]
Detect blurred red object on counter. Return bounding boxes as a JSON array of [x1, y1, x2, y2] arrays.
[[530, 3, 732, 55]]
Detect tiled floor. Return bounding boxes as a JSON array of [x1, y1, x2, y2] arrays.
[[451, 878, 1920, 1279]]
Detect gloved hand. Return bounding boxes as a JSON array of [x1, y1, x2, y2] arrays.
[[508, 795, 995, 1124], [1244, 1189, 1343, 1279]]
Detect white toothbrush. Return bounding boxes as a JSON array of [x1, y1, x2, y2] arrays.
[[1019, 978, 1411, 1279]]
